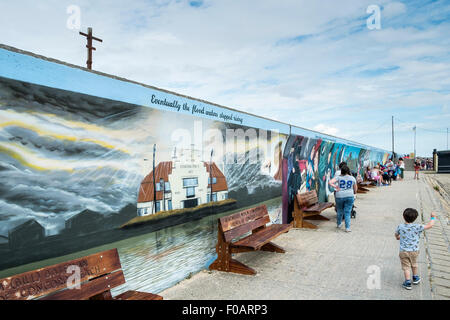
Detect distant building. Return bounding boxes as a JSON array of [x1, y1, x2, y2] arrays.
[[137, 148, 228, 216], [64, 209, 104, 235], [8, 219, 45, 249]]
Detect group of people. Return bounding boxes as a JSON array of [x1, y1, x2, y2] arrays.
[[328, 160, 436, 291], [329, 158, 408, 233], [364, 157, 405, 186]]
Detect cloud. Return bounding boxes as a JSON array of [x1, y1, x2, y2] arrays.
[[383, 1, 407, 18], [313, 124, 339, 136], [0, 0, 449, 156]]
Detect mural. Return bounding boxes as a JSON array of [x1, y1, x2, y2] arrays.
[[282, 134, 390, 223], [0, 45, 389, 294]]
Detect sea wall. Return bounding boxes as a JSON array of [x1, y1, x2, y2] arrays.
[[0, 45, 389, 293]]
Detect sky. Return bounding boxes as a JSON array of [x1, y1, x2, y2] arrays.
[[0, 0, 449, 157]]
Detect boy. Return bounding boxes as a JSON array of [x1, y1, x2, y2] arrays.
[[395, 208, 436, 290]]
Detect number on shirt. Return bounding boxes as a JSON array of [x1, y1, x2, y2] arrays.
[[339, 180, 353, 190]]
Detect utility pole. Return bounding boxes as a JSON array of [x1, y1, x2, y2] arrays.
[[209, 149, 213, 202], [79, 27, 103, 70], [391, 115, 395, 159], [152, 144, 156, 214]]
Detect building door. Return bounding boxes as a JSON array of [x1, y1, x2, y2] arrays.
[[183, 198, 198, 208]]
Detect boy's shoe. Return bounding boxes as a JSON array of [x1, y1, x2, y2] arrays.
[[402, 280, 412, 290], [345, 228, 351, 232], [337, 223, 342, 228], [412, 275, 421, 284]]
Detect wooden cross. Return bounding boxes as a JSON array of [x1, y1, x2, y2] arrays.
[[79, 27, 103, 70]]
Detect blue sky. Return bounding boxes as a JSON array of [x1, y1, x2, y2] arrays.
[[0, 0, 449, 156]]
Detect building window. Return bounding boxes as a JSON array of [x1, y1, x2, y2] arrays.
[[183, 177, 198, 187], [207, 193, 217, 202], [155, 201, 161, 212], [168, 200, 172, 211], [155, 183, 161, 192], [186, 187, 195, 198], [165, 182, 171, 192], [208, 177, 217, 184]]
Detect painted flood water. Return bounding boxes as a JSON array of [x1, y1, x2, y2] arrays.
[[0, 197, 282, 295]]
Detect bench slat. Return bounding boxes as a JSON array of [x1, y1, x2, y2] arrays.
[[115, 290, 163, 300], [220, 205, 268, 232], [40, 270, 126, 300], [296, 191, 318, 207], [302, 202, 333, 213], [0, 249, 121, 300], [223, 215, 270, 243], [231, 224, 291, 250]]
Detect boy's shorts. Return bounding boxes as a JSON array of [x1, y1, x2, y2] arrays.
[[399, 251, 419, 270]]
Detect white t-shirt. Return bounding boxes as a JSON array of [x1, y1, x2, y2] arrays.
[[335, 174, 356, 198], [334, 170, 341, 178]]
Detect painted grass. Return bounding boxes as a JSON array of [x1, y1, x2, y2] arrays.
[[120, 199, 237, 229]]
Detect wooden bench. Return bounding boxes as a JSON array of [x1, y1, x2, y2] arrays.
[[292, 190, 333, 229], [209, 204, 291, 275], [0, 248, 162, 300], [357, 181, 372, 193]]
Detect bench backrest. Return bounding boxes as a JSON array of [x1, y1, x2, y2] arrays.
[[219, 205, 270, 243], [0, 248, 124, 300], [296, 190, 318, 208]]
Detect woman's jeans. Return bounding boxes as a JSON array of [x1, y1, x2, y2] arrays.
[[335, 196, 354, 229]]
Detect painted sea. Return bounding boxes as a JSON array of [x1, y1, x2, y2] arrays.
[[0, 197, 282, 295]]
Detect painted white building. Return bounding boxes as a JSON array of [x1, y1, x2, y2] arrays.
[[137, 148, 228, 216]]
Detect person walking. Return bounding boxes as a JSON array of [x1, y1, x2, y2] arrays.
[[395, 208, 436, 289], [398, 158, 405, 180], [329, 164, 357, 232], [414, 161, 420, 180]]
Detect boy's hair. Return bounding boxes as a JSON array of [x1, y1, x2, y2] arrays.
[[338, 161, 347, 169], [403, 208, 419, 223], [340, 164, 351, 175]]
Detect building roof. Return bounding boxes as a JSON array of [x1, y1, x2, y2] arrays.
[[137, 160, 228, 203], [204, 162, 228, 193], [138, 161, 173, 203], [9, 219, 44, 234]]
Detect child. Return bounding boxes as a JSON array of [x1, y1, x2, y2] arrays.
[[395, 208, 436, 290], [414, 161, 420, 180]]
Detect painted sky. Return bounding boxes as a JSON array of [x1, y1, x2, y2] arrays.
[[0, 0, 449, 156]]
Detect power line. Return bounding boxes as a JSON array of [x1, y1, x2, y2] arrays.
[[395, 117, 447, 133]]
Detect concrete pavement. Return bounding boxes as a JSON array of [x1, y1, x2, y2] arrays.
[[421, 172, 450, 299], [160, 171, 449, 300]]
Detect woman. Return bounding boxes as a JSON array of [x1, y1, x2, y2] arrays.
[[414, 161, 420, 180], [398, 158, 405, 180], [371, 166, 382, 186], [329, 164, 357, 232]]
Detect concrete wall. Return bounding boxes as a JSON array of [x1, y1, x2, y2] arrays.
[[0, 45, 390, 294]]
